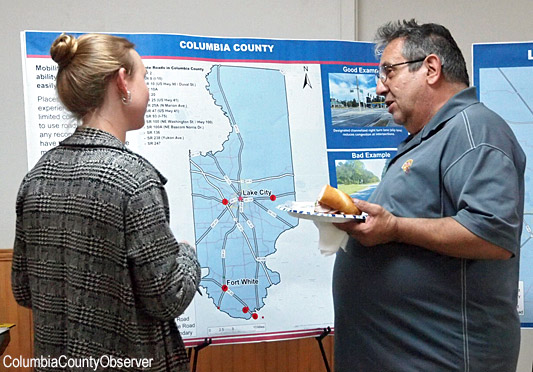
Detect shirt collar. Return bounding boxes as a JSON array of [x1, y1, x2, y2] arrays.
[[397, 87, 479, 155], [419, 86, 478, 140]]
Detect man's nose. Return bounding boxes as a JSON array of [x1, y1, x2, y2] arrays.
[[376, 78, 388, 96]]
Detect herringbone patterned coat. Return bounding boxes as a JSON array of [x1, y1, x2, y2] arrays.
[[12, 127, 200, 371]]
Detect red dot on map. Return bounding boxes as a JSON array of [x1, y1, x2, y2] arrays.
[[270, 195, 276, 201], [242, 306, 249, 313], [238, 196, 243, 201], [221, 285, 228, 292], [252, 313, 258, 320], [222, 199, 229, 205]]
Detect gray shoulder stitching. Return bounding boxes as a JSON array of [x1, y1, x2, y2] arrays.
[[461, 111, 475, 149]]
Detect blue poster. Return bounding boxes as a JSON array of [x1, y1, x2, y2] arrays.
[[474, 41, 533, 327]]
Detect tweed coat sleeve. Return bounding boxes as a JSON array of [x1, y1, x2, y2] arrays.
[[12, 179, 32, 308], [125, 177, 201, 320]]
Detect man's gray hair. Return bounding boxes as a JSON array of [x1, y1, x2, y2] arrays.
[[374, 19, 469, 86]]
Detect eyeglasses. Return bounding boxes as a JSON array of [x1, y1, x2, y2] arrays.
[[376, 57, 426, 83]]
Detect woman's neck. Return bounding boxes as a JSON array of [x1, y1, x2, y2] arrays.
[[82, 110, 126, 143]]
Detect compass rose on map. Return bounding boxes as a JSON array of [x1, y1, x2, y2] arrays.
[[303, 66, 312, 89]]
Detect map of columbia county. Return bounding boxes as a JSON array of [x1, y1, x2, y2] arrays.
[[190, 65, 297, 319]]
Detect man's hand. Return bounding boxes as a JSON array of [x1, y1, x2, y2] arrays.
[[333, 199, 398, 247]]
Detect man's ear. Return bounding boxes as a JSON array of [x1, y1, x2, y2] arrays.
[[425, 54, 443, 85], [116, 67, 129, 97]]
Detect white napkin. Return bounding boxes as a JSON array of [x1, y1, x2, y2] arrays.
[[313, 221, 350, 256]]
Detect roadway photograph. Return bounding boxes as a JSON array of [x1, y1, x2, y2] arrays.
[[331, 106, 396, 127], [335, 159, 387, 201], [329, 72, 399, 128]]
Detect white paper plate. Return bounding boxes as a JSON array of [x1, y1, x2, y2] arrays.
[[277, 202, 366, 223]]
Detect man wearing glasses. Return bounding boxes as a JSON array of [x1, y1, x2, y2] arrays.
[[333, 20, 525, 372]]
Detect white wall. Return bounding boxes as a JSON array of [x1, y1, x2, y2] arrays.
[[356, 0, 533, 86], [1, 0, 531, 370]]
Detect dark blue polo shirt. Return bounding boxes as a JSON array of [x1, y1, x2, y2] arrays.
[[333, 87, 525, 372]]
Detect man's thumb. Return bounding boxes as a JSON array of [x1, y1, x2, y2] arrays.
[[352, 198, 371, 214]]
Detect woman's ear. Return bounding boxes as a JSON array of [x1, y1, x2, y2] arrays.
[[116, 67, 129, 97]]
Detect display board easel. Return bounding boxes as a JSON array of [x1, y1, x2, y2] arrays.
[[187, 327, 333, 372]]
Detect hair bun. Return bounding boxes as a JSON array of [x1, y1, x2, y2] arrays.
[[50, 33, 78, 68]]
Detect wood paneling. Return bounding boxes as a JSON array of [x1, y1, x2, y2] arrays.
[[0, 249, 334, 372], [190, 336, 334, 372], [0, 249, 33, 372]]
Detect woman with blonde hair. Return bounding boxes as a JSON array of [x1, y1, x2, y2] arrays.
[[12, 33, 200, 371]]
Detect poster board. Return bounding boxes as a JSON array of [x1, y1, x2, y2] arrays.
[[21, 31, 406, 345], [473, 41, 533, 327]]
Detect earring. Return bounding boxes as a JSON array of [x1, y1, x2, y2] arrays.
[[121, 90, 131, 105]]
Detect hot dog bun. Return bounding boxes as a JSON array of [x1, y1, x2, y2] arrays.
[[316, 184, 361, 215]]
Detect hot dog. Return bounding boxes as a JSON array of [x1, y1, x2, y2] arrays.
[[315, 184, 361, 215]]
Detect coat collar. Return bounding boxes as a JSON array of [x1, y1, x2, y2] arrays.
[[60, 127, 168, 184], [60, 126, 127, 150]]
